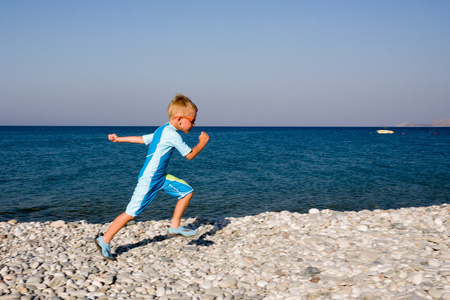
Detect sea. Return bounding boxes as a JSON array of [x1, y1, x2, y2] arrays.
[[0, 126, 449, 224]]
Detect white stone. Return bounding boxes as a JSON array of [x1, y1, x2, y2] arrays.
[[428, 288, 443, 299], [257, 280, 268, 287], [26, 276, 43, 286], [87, 285, 97, 292], [156, 287, 165, 297], [379, 265, 393, 273], [309, 208, 320, 214], [218, 279, 237, 288], [50, 220, 66, 228], [428, 258, 441, 268], [200, 281, 213, 290], [360, 249, 380, 262], [356, 225, 369, 231], [406, 272, 423, 285], [442, 293, 450, 300], [204, 287, 223, 297], [351, 287, 362, 297], [434, 218, 444, 226]]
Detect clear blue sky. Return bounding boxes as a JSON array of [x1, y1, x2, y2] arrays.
[[1, 0, 449, 126]]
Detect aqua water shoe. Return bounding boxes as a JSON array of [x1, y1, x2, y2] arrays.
[[168, 226, 197, 237], [94, 234, 116, 261]]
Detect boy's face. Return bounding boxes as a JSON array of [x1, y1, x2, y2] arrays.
[[174, 110, 197, 134]]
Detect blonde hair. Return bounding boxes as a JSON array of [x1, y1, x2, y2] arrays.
[[168, 94, 198, 119]]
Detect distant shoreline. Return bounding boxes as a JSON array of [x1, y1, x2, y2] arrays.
[[396, 119, 450, 127]]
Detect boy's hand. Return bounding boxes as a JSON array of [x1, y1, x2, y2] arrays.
[[108, 134, 119, 142], [185, 131, 209, 160], [199, 131, 209, 145], [108, 134, 144, 144]]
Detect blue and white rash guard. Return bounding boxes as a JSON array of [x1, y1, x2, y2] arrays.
[[125, 123, 192, 216]]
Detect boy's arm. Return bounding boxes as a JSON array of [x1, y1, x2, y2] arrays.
[[185, 132, 209, 160], [108, 134, 144, 144]]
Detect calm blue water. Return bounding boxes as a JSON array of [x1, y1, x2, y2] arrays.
[[0, 126, 449, 223]]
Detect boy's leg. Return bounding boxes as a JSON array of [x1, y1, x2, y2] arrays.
[[95, 212, 134, 260], [163, 174, 197, 237], [105, 175, 161, 243], [168, 192, 196, 237], [170, 192, 193, 228], [95, 176, 158, 259], [103, 212, 135, 244]]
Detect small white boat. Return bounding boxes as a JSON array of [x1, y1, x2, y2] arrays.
[[377, 130, 394, 134]]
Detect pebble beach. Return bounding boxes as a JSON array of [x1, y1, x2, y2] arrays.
[[1, 204, 449, 300]]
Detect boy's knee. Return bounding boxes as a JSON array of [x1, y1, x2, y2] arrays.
[[178, 191, 193, 201]]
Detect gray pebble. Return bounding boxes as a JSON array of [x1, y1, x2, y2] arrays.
[[300, 266, 321, 277]]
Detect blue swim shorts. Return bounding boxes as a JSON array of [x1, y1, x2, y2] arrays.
[[125, 174, 193, 217]]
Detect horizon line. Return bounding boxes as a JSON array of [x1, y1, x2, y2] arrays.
[[1, 125, 448, 128]]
